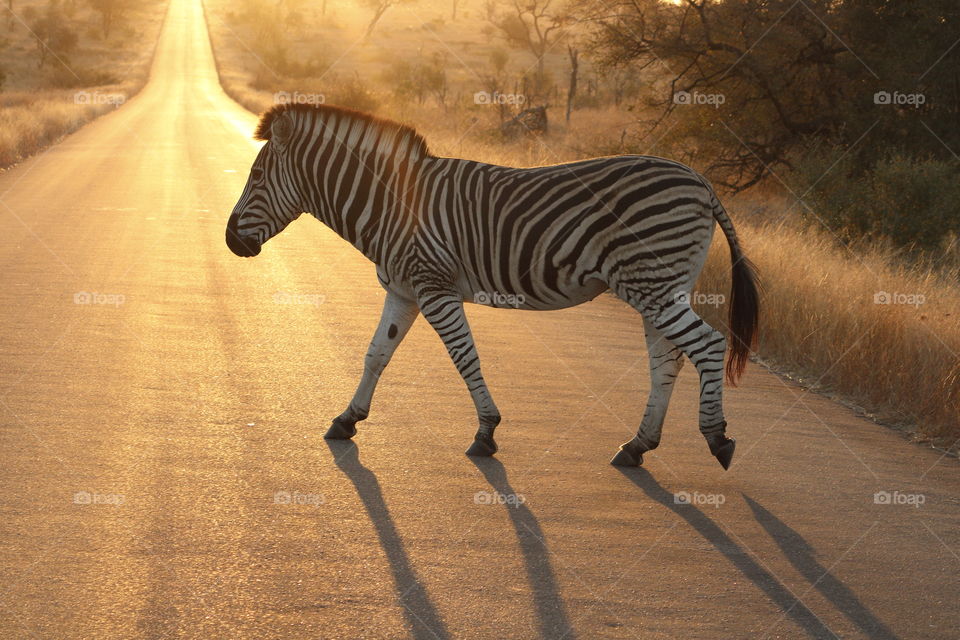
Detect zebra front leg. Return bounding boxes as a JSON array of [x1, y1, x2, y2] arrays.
[[324, 291, 420, 440], [611, 319, 684, 467], [417, 291, 501, 456]]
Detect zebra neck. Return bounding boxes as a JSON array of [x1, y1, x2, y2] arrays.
[[305, 148, 429, 264]]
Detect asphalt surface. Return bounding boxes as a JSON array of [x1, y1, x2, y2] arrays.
[[1, 0, 958, 638]]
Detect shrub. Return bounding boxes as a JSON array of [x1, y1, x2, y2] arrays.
[[381, 58, 447, 106], [789, 148, 960, 256], [328, 76, 379, 113]]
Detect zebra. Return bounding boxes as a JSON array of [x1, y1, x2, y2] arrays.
[[225, 103, 760, 470]]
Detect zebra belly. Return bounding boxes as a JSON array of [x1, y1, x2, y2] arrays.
[[459, 276, 608, 310]]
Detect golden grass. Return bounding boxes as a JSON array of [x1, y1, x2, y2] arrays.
[[696, 218, 959, 442], [202, 0, 960, 447], [0, 91, 118, 167]]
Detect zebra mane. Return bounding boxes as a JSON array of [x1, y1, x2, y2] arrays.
[[254, 103, 432, 161]]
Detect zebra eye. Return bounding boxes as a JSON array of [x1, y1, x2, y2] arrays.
[[251, 167, 265, 183]]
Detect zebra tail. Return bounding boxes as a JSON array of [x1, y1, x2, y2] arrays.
[[711, 199, 761, 386]]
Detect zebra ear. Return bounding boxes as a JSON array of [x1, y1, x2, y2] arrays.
[[271, 112, 293, 150]]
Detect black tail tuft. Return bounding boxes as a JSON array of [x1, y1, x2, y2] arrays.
[[726, 253, 761, 385], [699, 175, 761, 386]]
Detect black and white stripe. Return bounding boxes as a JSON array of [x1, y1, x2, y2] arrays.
[[226, 104, 760, 468]]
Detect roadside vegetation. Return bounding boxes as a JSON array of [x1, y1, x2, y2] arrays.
[[203, 0, 959, 446], [0, 0, 168, 169]]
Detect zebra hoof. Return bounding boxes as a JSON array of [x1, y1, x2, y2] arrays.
[[324, 418, 357, 440], [465, 434, 498, 457], [610, 446, 643, 467], [711, 437, 736, 470]]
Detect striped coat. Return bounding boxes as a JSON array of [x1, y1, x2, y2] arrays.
[[226, 104, 759, 469]]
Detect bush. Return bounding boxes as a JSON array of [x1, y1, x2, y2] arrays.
[[789, 149, 960, 256], [327, 76, 379, 113], [381, 58, 447, 106]]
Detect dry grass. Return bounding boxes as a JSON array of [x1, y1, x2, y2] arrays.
[[203, 0, 960, 446], [0, 0, 168, 169], [0, 90, 119, 167], [696, 215, 959, 443]]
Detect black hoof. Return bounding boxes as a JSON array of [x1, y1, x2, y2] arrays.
[[324, 418, 357, 440], [610, 447, 643, 467], [711, 438, 736, 470], [465, 434, 498, 457]]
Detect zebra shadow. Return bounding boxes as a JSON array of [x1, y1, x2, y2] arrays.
[[742, 494, 899, 640], [615, 466, 837, 639], [470, 458, 577, 640], [325, 440, 450, 640]]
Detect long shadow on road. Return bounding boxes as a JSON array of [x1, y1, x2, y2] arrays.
[[743, 494, 899, 640], [326, 440, 450, 640], [471, 457, 577, 640], [615, 466, 838, 639]]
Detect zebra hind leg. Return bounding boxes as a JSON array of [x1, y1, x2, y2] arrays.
[[613, 282, 735, 469], [610, 318, 684, 467], [651, 300, 735, 469], [324, 291, 420, 440]]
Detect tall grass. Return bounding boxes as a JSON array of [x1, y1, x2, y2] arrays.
[[0, 91, 124, 167], [695, 219, 959, 442]]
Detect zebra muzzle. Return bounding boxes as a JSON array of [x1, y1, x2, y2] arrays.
[[225, 214, 261, 257]]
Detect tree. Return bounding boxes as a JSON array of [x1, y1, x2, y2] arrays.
[[491, 0, 574, 97], [383, 54, 448, 107], [489, 47, 509, 76], [583, 0, 960, 191], [23, 2, 78, 68], [361, 0, 412, 39], [88, 0, 128, 38], [482, 48, 513, 123], [565, 44, 578, 122]]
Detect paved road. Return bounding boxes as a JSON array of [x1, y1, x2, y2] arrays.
[[0, 0, 957, 638]]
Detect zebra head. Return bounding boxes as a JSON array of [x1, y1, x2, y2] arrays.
[[226, 110, 304, 257]]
